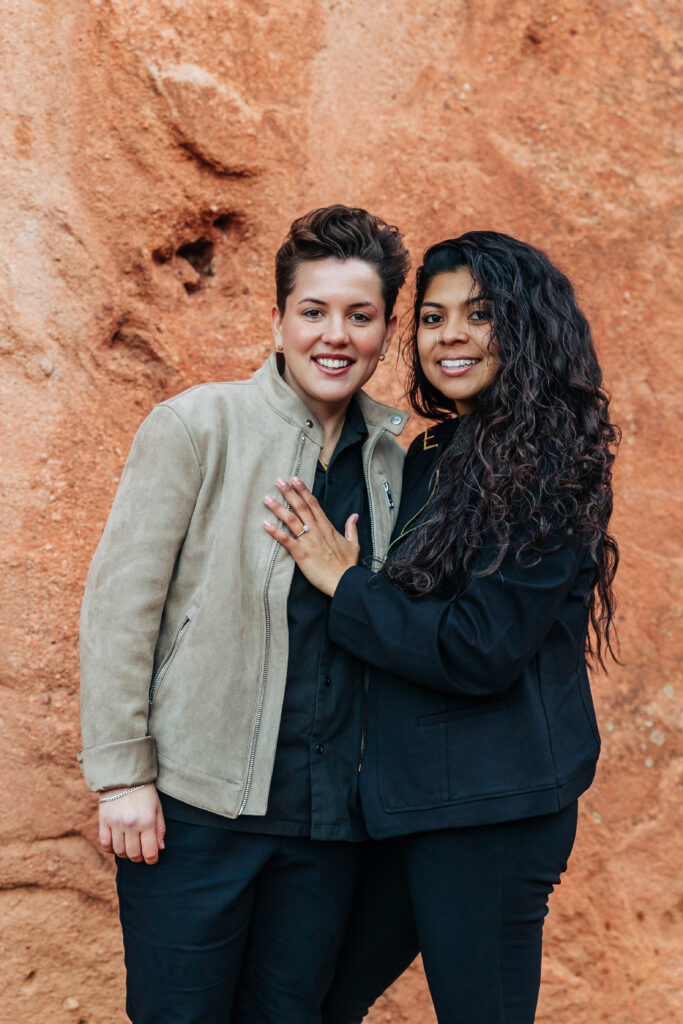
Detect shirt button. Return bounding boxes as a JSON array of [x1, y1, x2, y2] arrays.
[[316, 744, 325, 755], [324, 676, 332, 687], [391, 415, 402, 425], [305, 419, 314, 428]]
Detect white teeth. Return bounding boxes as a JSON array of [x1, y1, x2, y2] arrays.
[[315, 357, 352, 369], [439, 358, 479, 368]]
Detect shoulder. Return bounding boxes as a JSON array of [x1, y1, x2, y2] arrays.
[[132, 380, 257, 464], [161, 379, 255, 419], [406, 419, 460, 460]]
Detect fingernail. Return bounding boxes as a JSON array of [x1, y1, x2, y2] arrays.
[[160, 840, 165, 850], [276, 477, 288, 488], [291, 476, 302, 487], [263, 520, 273, 529], [264, 495, 274, 505]]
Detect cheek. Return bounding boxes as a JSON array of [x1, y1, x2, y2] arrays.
[[354, 331, 386, 363], [281, 324, 313, 355], [417, 348, 440, 384]]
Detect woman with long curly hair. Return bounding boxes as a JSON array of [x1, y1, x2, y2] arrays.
[[263, 231, 619, 1023]]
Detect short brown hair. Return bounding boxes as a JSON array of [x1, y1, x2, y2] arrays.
[[275, 205, 410, 323]]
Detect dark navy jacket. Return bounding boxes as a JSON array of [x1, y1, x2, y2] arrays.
[[328, 418, 601, 838]]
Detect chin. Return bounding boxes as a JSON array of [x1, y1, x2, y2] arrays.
[[313, 375, 359, 394]]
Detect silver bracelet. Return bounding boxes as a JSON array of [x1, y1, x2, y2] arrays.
[[98, 783, 150, 803]]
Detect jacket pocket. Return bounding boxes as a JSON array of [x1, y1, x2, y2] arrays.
[[148, 616, 191, 708], [417, 699, 508, 726]]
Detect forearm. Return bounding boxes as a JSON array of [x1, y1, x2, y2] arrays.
[[329, 539, 585, 697]]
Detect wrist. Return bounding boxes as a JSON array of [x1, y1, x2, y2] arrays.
[[98, 783, 153, 803], [329, 563, 354, 598]]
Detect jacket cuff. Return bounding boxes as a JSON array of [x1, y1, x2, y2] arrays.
[[329, 566, 375, 649], [77, 736, 158, 792]]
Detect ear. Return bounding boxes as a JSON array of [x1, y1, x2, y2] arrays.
[[381, 314, 398, 357], [271, 305, 284, 350]]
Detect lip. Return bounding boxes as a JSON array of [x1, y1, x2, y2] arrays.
[[436, 358, 480, 378], [312, 354, 356, 377]]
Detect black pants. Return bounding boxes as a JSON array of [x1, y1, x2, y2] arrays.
[[116, 818, 362, 1024], [322, 803, 578, 1024]]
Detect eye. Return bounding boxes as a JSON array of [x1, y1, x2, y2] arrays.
[[350, 311, 372, 323], [469, 308, 492, 323], [420, 312, 444, 326], [302, 308, 324, 319]]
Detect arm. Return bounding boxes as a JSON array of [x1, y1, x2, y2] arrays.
[[328, 539, 584, 698], [79, 404, 202, 861], [264, 478, 585, 699]]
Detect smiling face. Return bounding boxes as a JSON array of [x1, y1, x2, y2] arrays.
[[417, 267, 500, 415], [272, 257, 396, 422]]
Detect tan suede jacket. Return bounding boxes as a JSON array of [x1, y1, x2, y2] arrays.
[[78, 354, 408, 818]]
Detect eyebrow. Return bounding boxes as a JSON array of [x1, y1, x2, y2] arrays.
[[298, 297, 379, 312], [420, 295, 489, 309]]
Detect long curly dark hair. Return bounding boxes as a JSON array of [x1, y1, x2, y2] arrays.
[[384, 231, 620, 667]]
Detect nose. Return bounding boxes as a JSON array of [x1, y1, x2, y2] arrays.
[[321, 313, 349, 345], [438, 315, 469, 344]]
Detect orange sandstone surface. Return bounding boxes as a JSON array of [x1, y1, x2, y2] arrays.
[[1, 1, 681, 1022]]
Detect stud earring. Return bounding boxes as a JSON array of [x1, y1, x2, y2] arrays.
[[436, 335, 442, 343], [379, 353, 386, 361]]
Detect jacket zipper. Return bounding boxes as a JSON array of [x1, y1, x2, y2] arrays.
[[363, 432, 382, 561], [238, 431, 306, 815], [384, 468, 440, 558], [148, 617, 190, 707], [358, 431, 383, 772]]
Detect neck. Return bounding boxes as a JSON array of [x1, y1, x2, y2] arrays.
[[318, 405, 348, 461]]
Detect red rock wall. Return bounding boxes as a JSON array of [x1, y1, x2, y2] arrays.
[[1, 1, 680, 1021]]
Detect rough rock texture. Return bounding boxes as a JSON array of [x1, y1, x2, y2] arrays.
[[1, 1, 681, 1021]]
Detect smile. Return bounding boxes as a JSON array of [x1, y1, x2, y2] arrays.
[[437, 357, 481, 377], [313, 357, 355, 370], [438, 358, 480, 368]]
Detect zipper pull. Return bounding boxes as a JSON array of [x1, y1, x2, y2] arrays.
[[382, 481, 395, 509]]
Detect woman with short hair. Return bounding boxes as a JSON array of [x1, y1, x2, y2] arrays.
[[79, 205, 410, 1023]]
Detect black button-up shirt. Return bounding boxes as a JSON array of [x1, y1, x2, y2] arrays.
[[161, 398, 372, 841]]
